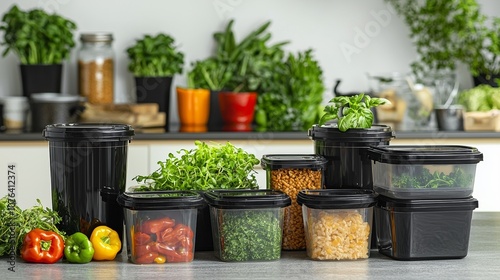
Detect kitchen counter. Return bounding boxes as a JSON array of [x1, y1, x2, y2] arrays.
[[1, 127, 500, 141], [2, 212, 500, 279]]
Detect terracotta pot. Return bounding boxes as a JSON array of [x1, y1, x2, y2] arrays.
[[176, 88, 210, 126], [218, 91, 257, 125]]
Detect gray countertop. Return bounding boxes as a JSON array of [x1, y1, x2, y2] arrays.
[[2, 212, 500, 280], [1, 129, 500, 142]]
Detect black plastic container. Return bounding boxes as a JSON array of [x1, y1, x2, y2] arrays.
[[375, 195, 478, 260], [297, 189, 377, 260], [367, 145, 483, 199], [308, 123, 394, 190], [204, 189, 291, 262], [117, 190, 204, 263], [43, 123, 134, 244]]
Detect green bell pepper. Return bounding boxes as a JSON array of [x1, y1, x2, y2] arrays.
[[64, 232, 95, 263]]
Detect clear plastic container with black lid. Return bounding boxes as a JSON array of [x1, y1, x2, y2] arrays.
[[203, 189, 291, 262], [117, 190, 204, 264], [297, 189, 377, 260], [367, 145, 483, 199], [261, 154, 327, 250], [375, 195, 478, 260]]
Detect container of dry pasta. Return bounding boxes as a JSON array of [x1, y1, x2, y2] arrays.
[[297, 189, 377, 260], [261, 154, 327, 250]]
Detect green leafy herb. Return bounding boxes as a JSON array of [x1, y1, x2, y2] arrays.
[[393, 167, 473, 189], [133, 141, 260, 191], [218, 210, 282, 261], [458, 84, 500, 112], [0, 5, 77, 64], [318, 94, 389, 131], [126, 33, 184, 77], [255, 49, 325, 131], [0, 196, 65, 256]]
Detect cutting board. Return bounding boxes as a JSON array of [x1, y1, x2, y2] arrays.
[[79, 103, 166, 128]]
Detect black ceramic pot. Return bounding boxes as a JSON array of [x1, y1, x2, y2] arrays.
[[20, 64, 63, 97]]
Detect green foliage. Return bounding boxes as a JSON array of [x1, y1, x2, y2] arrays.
[[187, 19, 288, 92], [133, 141, 260, 191], [0, 196, 65, 256], [393, 167, 473, 189], [386, 0, 500, 78], [319, 94, 389, 132], [219, 210, 282, 261], [126, 33, 184, 77], [255, 49, 325, 131], [458, 84, 500, 111], [0, 5, 77, 64]]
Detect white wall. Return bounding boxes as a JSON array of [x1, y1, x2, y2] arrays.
[[0, 0, 499, 123]]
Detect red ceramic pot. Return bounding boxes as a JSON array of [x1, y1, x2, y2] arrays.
[[218, 92, 257, 125]]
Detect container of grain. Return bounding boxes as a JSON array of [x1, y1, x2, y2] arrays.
[[78, 33, 114, 104], [297, 189, 377, 261], [261, 154, 327, 250]]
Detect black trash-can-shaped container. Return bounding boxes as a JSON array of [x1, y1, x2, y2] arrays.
[[308, 123, 394, 190], [43, 123, 134, 244]]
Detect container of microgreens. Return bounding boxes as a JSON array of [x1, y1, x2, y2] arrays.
[[203, 189, 291, 262], [367, 145, 483, 199]]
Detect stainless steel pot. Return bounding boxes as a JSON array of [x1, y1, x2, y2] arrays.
[[29, 93, 85, 133]]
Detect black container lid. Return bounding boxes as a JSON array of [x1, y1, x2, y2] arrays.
[[117, 190, 205, 210], [308, 123, 394, 143], [203, 189, 291, 209], [367, 145, 483, 164], [377, 195, 478, 212], [43, 123, 134, 142], [297, 189, 377, 209], [261, 154, 327, 170]]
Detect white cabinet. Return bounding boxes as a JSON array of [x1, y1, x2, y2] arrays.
[[0, 142, 149, 210], [0, 137, 497, 211]]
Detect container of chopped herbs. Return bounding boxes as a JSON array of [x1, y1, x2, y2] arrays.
[[203, 189, 291, 262], [367, 145, 483, 199]]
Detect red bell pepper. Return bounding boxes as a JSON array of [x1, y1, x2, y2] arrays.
[[140, 217, 175, 234], [20, 228, 64, 264]]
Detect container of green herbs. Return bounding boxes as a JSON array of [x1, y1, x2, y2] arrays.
[[203, 189, 291, 262], [367, 145, 483, 199]]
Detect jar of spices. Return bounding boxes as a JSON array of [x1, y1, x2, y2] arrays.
[[78, 33, 114, 104]]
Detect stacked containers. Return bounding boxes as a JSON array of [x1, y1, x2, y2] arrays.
[[204, 189, 291, 262], [261, 155, 327, 250], [297, 189, 377, 260], [367, 145, 483, 260], [117, 190, 205, 264]]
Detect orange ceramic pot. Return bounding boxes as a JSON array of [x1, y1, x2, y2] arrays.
[[176, 88, 210, 126]]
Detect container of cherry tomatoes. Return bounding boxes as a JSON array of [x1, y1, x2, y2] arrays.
[[117, 190, 205, 264]]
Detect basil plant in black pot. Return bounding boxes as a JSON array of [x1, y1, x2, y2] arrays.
[[126, 33, 184, 125], [310, 94, 394, 190], [0, 5, 77, 96]]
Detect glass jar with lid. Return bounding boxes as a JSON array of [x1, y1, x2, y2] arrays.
[[78, 33, 114, 104]]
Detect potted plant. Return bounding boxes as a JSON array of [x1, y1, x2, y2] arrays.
[[126, 33, 184, 124], [0, 5, 77, 96], [191, 20, 288, 130], [310, 93, 393, 190], [175, 70, 210, 128], [255, 49, 326, 131], [386, 0, 500, 87]]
